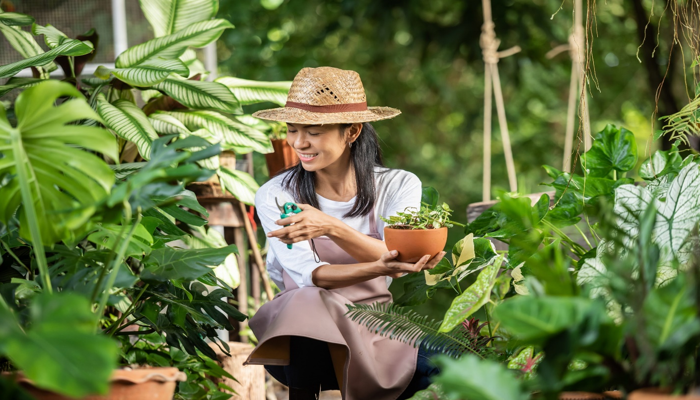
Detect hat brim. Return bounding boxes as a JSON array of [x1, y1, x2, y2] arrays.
[[252, 106, 401, 125]]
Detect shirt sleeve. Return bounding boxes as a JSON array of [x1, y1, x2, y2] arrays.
[[255, 182, 329, 288], [377, 171, 423, 235]]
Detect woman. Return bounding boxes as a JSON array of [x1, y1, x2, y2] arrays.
[[245, 67, 446, 400]]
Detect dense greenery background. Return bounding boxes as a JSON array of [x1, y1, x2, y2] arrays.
[[216, 0, 695, 226]]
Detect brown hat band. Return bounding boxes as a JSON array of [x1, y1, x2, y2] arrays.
[[285, 101, 368, 113]]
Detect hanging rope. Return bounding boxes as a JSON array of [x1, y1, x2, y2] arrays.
[[561, 0, 592, 172], [481, 0, 521, 201]]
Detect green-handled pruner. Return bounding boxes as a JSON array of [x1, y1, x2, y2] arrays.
[[275, 196, 302, 249]]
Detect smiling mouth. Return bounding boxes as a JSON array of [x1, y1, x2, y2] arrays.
[[297, 153, 318, 162]]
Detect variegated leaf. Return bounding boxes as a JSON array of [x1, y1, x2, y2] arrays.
[[149, 111, 191, 135], [0, 39, 93, 79], [0, 11, 34, 26], [94, 58, 189, 87], [154, 76, 240, 113], [140, 0, 219, 37], [32, 23, 68, 48], [115, 19, 233, 68], [216, 76, 291, 106], [218, 167, 259, 205], [95, 94, 159, 159], [0, 77, 43, 96]]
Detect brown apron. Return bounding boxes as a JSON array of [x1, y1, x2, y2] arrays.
[[245, 209, 418, 400]]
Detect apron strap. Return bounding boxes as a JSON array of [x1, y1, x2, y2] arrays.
[[368, 207, 378, 235]]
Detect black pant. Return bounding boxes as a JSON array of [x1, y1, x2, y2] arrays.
[[264, 336, 440, 399]]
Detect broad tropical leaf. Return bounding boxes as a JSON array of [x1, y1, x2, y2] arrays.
[[0, 293, 118, 398], [141, 245, 238, 281], [216, 76, 291, 106], [115, 19, 233, 68], [614, 163, 700, 263], [32, 23, 68, 48], [0, 39, 93, 79], [154, 76, 241, 113], [96, 94, 159, 159], [433, 355, 527, 400], [110, 162, 148, 179], [0, 77, 42, 96], [87, 222, 154, 258], [0, 12, 34, 26], [218, 167, 259, 205], [0, 11, 56, 76], [184, 225, 240, 289], [166, 110, 272, 153], [180, 48, 206, 78], [580, 124, 637, 178], [94, 58, 189, 87], [140, 0, 219, 37], [149, 111, 191, 135], [439, 256, 502, 332], [0, 80, 117, 245]]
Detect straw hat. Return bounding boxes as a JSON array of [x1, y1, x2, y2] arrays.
[[252, 67, 401, 125]]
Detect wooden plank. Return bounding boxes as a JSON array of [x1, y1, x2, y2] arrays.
[[203, 201, 244, 227]]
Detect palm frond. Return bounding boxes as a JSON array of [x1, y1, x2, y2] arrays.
[[346, 302, 487, 359]]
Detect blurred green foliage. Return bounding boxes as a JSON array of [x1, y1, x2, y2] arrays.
[[216, 0, 696, 220]]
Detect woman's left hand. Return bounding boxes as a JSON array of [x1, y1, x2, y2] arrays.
[[267, 204, 337, 244]]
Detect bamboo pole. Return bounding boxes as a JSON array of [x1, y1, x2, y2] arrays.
[[239, 202, 275, 301]]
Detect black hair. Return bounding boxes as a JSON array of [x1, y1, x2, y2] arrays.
[[282, 122, 384, 218]]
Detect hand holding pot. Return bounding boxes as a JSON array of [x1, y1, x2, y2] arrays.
[[377, 250, 446, 278], [268, 204, 336, 244]]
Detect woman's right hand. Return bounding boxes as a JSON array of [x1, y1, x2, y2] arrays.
[[376, 250, 446, 278]]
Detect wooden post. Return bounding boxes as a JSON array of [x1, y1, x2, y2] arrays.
[[226, 227, 248, 343]]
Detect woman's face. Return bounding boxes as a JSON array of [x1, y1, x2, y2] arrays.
[[286, 123, 360, 172]]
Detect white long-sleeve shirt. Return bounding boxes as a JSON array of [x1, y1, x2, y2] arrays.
[[255, 167, 422, 291]]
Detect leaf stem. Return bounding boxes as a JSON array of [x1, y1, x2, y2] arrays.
[[10, 127, 52, 293], [106, 283, 149, 336], [95, 207, 141, 330], [574, 224, 592, 249], [1, 239, 31, 277]]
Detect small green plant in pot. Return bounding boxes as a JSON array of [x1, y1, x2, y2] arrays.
[[382, 188, 460, 262]]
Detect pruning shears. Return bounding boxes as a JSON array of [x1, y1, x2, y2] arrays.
[[275, 195, 303, 249]]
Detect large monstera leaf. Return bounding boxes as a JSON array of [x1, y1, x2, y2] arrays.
[[140, 0, 219, 38], [615, 163, 700, 264], [0, 80, 118, 245], [115, 19, 232, 68]]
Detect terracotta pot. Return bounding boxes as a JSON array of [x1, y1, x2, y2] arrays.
[[629, 388, 700, 400], [384, 226, 448, 263], [265, 139, 299, 177], [560, 392, 622, 400], [10, 367, 186, 400]]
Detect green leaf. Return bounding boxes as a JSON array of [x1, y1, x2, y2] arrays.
[[115, 19, 233, 68], [154, 76, 241, 113], [494, 296, 594, 343], [165, 110, 272, 153], [87, 223, 154, 258], [95, 58, 189, 87], [0, 81, 116, 245], [0, 77, 43, 96], [433, 355, 527, 400], [0, 12, 34, 26], [32, 23, 68, 49], [148, 111, 192, 135], [642, 274, 700, 350], [580, 124, 638, 177], [507, 346, 543, 379], [639, 141, 682, 181], [142, 245, 238, 281], [96, 95, 159, 159], [421, 186, 439, 209], [215, 76, 291, 106], [0, 292, 118, 398], [0, 39, 93, 79], [439, 256, 502, 332], [140, 0, 219, 37], [218, 167, 260, 205]]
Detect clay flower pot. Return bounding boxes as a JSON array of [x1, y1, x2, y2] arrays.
[[11, 367, 186, 400], [265, 139, 299, 177], [629, 389, 700, 400], [560, 392, 623, 400], [384, 226, 448, 263]]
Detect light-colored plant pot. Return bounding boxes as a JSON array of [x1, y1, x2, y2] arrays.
[[10, 367, 186, 400], [265, 138, 299, 178], [629, 388, 700, 400], [384, 226, 448, 263]]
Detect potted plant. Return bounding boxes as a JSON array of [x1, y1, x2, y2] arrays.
[[381, 188, 460, 262], [0, 80, 245, 400], [263, 121, 300, 178]]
